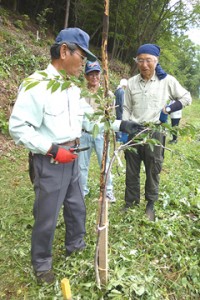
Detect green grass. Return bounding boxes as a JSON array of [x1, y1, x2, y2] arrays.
[[0, 100, 200, 299]]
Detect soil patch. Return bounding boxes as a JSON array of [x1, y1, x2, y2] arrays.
[[0, 133, 15, 155]]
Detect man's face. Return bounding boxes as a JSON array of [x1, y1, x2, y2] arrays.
[[136, 54, 158, 80], [67, 49, 87, 77], [58, 45, 87, 77], [85, 71, 100, 88]]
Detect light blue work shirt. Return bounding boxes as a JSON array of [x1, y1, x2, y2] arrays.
[[9, 64, 92, 154]]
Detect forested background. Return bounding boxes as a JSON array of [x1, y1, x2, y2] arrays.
[[1, 0, 200, 97]]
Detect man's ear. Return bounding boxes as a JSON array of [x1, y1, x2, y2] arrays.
[[60, 44, 68, 59]]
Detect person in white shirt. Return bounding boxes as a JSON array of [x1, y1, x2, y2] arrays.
[[122, 43, 192, 221], [9, 27, 142, 283], [9, 27, 97, 284]]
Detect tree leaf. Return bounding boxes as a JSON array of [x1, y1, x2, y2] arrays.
[[51, 81, 60, 93], [37, 71, 48, 77], [92, 124, 99, 138], [24, 81, 40, 91], [59, 69, 66, 77], [47, 79, 55, 90], [61, 81, 71, 91], [104, 120, 111, 132]]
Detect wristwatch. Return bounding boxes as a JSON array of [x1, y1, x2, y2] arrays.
[[165, 106, 171, 113]]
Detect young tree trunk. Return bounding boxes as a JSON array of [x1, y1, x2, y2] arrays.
[[95, 0, 110, 288], [64, 0, 70, 28], [12, 0, 17, 11], [111, 0, 120, 60]]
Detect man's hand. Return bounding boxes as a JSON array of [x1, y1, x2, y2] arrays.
[[119, 120, 144, 134], [47, 144, 77, 163]]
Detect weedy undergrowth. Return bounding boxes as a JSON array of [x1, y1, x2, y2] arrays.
[[0, 100, 199, 299]]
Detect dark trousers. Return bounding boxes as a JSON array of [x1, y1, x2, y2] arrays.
[[31, 154, 86, 272], [171, 118, 181, 141], [124, 131, 165, 205]]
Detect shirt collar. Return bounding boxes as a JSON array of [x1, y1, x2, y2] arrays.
[[47, 63, 62, 76], [139, 72, 157, 82]]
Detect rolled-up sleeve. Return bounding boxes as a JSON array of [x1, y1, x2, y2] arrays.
[[168, 76, 192, 107]]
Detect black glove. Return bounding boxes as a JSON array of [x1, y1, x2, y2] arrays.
[[119, 120, 143, 134]]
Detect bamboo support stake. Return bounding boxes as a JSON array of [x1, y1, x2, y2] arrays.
[[95, 0, 110, 287]]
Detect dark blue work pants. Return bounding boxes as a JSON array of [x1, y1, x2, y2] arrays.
[[31, 154, 86, 272], [124, 131, 165, 205], [171, 118, 181, 141]]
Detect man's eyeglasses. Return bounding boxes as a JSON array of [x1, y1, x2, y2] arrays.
[[133, 58, 156, 64], [74, 51, 87, 63], [87, 72, 100, 77]]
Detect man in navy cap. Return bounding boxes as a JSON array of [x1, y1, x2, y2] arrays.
[[78, 60, 116, 202], [121, 43, 192, 220], [9, 27, 96, 284]]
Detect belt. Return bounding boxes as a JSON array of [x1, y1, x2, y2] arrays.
[[82, 129, 91, 134], [59, 138, 80, 147]]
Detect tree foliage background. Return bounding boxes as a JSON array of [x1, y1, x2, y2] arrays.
[[1, 0, 200, 97]]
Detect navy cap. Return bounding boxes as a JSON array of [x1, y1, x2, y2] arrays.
[[55, 27, 96, 62], [85, 60, 101, 74], [136, 44, 160, 57]]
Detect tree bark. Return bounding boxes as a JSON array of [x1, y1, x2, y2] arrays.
[[95, 0, 110, 288], [111, 0, 120, 60], [12, 0, 17, 11], [64, 0, 70, 28]]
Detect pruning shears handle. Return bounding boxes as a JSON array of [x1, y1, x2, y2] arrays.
[[69, 146, 90, 153]]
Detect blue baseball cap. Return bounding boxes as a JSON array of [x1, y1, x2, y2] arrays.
[[55, 27, 96, 62], [85, 60, 101, 74]]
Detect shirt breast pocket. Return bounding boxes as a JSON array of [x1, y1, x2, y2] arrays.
[[44, 101, 66, 117], [44, 99, 68, 131], [130, 90, 142, 101]]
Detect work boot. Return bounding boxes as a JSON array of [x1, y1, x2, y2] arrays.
[[66, 240, 86, 257], [169, 139, 177, 144], [121, 201, 140, 212], [121, 204, 132, 212], [145, 200, 155, 221], [35, 270, 55, 284]]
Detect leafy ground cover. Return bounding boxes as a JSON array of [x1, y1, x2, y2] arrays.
[[0, 100, 199, 299]]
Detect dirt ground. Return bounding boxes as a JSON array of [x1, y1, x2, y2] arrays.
[[0, 133, 15, 155]]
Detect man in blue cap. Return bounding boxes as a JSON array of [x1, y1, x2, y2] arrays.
[[121, 43, 192, 221], [9, 27, 96, 284], [78, 60, 116, 202]]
